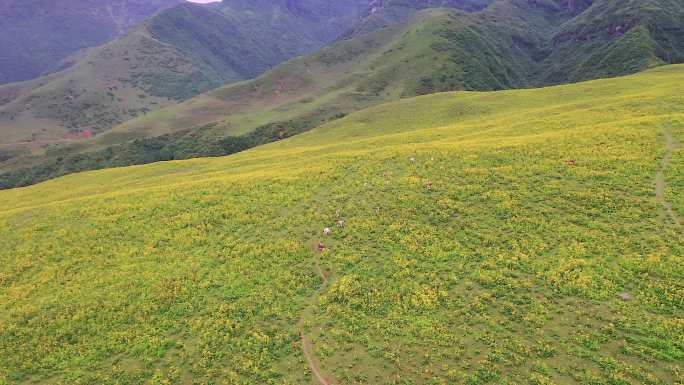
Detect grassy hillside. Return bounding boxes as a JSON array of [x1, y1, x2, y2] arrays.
[[0, 0, 369, 150], [347, 0, 496, 35], [0, 1, 563, 188], [100, 0, 560, 141], [0, 65, 682, 385], [108, 0, 684, 143], [0, 0, 182, 84]]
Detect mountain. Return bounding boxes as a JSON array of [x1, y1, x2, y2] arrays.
[[541, 0, 684, 83], [112, 0, 683, 140], [0, 0, 369, 151], [0, 0, 562, 188], [0, 63, 682, 385], [0, 0, 183, 84], [2, 0, 684, 188], [104, 0, 559, 140], [0, 0, 499, 167], [350, 0, 496, 35]]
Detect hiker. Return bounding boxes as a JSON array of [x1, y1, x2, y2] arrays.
[[317, 242, 326, 252], [618, 292, 633, 301], [335, 210, 341, 219], [323, 227, 332, 235], [426, 180, 433, 190]]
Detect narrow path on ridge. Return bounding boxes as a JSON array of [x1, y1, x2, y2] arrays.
[[655, 127, 683, 234]]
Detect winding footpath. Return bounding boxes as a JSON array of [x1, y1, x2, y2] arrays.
[[299, 247, 333, 385], [655, 128, 683, 233], [279, 186, 340, 385], [298, 243, 334, 385]]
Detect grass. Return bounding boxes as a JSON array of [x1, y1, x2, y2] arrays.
[[0, 65, 683, 385]]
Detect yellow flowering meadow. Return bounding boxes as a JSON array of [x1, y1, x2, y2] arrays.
[[0, 65, 683, 385]]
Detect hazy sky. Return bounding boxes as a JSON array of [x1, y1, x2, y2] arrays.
[[187, 0, 219, 3]]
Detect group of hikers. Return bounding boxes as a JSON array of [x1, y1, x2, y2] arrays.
[[317, 157, 437, 252], [315, 156, 579, 252], [318, 211, 344, 252], [316, 156, 443, 252]]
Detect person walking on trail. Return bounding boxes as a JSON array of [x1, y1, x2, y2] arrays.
[[318, 242, 326, 252]]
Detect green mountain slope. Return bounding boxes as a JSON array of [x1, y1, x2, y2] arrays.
[[3, 0, 684, 188], [541, 0, 684, 82], [0, 1, 564, 188], [0, 0, 369, 149], [348, 0, 496, 35], [0, 64, 682, 385], [133, 0, 683, 135], [0, 0, 183, 84], [108, 1, 558, 139]]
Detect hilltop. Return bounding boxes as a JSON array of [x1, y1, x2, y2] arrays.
[[348, 0, 496, 35], [0, 64, 682, 385]]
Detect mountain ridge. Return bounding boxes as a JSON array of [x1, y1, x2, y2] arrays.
[[1, 0, 684, 188], [0, 0, 372, 149], [0, 0, 184, 84]]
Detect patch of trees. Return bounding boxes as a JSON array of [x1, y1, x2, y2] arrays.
[[0, 118, 321, 190]]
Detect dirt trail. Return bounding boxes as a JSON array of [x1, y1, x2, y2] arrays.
[[298, 243, 334, 385], [286, 187, 337, 385], [275, 187, 336, 384], [301, 334, 331, 385], [655, 129, 683, 233]]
